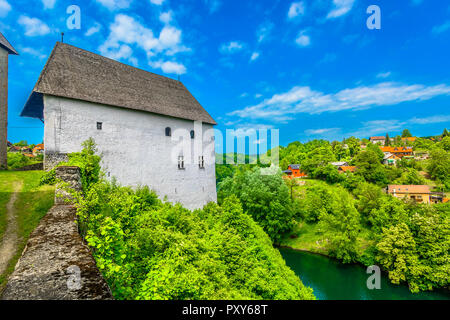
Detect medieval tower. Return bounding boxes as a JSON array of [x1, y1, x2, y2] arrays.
[[0, 32, 18, 170]]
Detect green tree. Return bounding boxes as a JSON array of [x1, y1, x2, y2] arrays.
[[402, 129, 413, 138], [354, 150, 388, 186], [376, 223, 419, 288], [218, 167, 295, 242], [385, 133, 391, 146], [442, 128, 449, 138], [319, 188, 361, 263]]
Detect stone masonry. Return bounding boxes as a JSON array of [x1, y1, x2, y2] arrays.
[[1, 166, 113, 300]]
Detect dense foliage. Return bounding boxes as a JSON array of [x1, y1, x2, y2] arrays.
[[218, 167, 295, 242], [65, 140, 315, 300]]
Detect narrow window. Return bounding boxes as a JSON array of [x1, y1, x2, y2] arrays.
[[199, 156, 205, 169], [178, 156, 185, 170], [165, 127, 171, 137], [190, 130, 195, 139], [97, 122, 103, 130]]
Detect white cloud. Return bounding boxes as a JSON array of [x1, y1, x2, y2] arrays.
[[18, 16, 51, 36], [409, 115, 450, 125], [257, 21, 274, 43], [327, 0, 355, 19], [21, 47, 47, 59], [96, 0, 132, 10], [351, 115, 450, 137], [432, 21, 450, 34], [295, 30, 310, 47], [150, 0, 165, 5], [41, 0, 56, 9], [377, 71, 391, 79], [159, 11, 172, 24], [288, 2, 305, 19], [0, 0, 11, 17], [250, 52, 260, 61], [255, 94, 263, 98], [305, 128, 340, 135], [150, 60, 186, 74], [228, 82, 450, 122], [85, 23, 102, 36], [219, 41, 244, 54], [100, 14, 188, 74]]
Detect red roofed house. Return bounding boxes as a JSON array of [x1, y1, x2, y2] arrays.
[[370, 136, 386, 145], [380, 146, 413, 158], [387, 185, 433, 204], [33, 144, 44, 156], [338, 166, 357, 173], [283, 164, 308, 179]]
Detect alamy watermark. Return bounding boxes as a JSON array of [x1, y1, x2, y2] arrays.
[[366, 265, 381, 290], [67, 265, 82, 291]]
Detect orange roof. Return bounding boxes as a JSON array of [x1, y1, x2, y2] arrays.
[[443, 198, 449, 203], [24, 153, 36, 158], [402, 137, 417, 142], [339, 166, 357, 173], [380, 146, 413, 153], [388, 185, 431, 194], [33, 144, 44, 152]]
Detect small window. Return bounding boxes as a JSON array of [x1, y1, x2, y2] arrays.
[[97, 122, 103, 130], [199, 156, 205, 169], [178, 156, 185, 170], [165, 127, 172, 137], [190, 130, 195, 139]]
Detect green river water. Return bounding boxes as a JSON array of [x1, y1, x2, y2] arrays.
[[280, 248, 450, 300]]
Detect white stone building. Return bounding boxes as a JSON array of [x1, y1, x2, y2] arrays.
[[21, 43, 217, 210]]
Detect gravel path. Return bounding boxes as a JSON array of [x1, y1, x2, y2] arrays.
[[0, 181, 22, 276]]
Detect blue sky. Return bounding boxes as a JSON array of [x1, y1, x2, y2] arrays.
[[1, 0, 450, 152]]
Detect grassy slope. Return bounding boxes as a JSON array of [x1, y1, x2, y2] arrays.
[[0, 171, 54, 291]]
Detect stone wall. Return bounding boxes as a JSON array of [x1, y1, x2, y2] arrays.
[[14, 162, 44, 171], [1, 166, 113, 300], [44, 152, 68, 171], [55, 166, 82, 205], [0, 47, 8, 170]]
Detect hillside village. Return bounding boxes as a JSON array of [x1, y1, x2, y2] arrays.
[[278, 129, 449, 205]]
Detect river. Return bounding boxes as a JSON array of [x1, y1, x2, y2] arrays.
[[280, 248, 450, 300]]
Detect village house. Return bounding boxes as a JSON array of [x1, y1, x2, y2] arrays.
[[283, 164, 308, 179], [338, 166, 357, 173], [331, 161, 349, 168], [0, 32, 18, 170], [380, 146, 413, 158], [20, 42, 217, 210], [33, 143, 44, 156], [369, 136, 386, 145], [401, 137, 417, 144], [383, 153, 400, 166], [387, 185, 444, 204], [8, 145, 20, 153]]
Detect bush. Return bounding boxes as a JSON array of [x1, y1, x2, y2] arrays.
[[218, 167, 295, 243], [69, 140, 315, 300]]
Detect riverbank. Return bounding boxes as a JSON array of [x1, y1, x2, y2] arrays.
[[278, 222, 450, 298], [279, 248, 450, 300]]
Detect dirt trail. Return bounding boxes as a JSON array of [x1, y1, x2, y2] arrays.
[[0, 181, 23, 276]]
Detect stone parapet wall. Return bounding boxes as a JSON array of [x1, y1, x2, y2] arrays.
[[44, 152, 68, 171], [55, 166, 83, 205], [1, 166, 113, 300]]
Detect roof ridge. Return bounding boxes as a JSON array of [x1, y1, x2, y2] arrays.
[[58, 42, 181, 85]]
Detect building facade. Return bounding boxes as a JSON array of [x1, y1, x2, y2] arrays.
[[0, 32, 18, 170], [21, 43, 217, 210]]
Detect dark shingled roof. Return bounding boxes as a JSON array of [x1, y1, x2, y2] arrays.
[[0, 32, 18, 55], [21, 42, 216, 125]]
